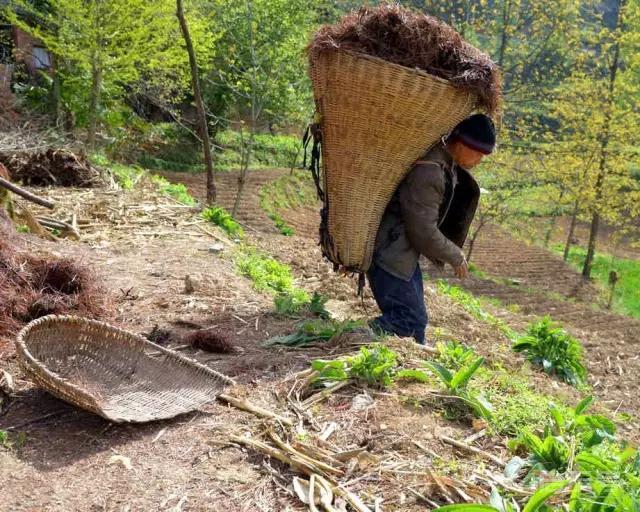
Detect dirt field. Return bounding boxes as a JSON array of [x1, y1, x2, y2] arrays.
[[1, 169, 638, 511]]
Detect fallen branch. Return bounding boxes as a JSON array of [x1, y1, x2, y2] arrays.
[[439, 434, 505, 467], [302, 380, 350, 409], [0, 176, 55, 209], [218, 393, 293, 426]]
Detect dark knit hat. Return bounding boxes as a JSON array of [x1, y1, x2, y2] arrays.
[[448, 114, 496, 154]]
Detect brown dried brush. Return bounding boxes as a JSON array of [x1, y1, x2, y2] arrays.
[[0, 222, 112, 343], [308, 3, 501, 114]]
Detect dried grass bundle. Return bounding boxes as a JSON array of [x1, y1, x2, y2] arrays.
[[308, 3, 501, 113], [0, 222, 111, 344]]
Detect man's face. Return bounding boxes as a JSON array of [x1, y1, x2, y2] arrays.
[[452, 141, 486, 169]]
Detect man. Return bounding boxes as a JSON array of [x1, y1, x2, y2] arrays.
[[368, 113, 496, 344]]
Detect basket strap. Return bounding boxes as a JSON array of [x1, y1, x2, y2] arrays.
[[303, 123, 325, 202]]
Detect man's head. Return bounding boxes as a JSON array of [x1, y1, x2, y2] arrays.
[[446, 113, 496, 169]]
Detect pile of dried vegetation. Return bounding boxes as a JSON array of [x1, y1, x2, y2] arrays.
[[0, 148, 102, 187], [0, 216, 110, 345], [308, 3, 501, 113]]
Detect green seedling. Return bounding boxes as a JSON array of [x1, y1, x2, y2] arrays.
[[425, 357, 493, 419], [264, 318, 363, 347]]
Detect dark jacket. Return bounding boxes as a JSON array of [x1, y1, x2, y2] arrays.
[[373, 143, 480, 281]]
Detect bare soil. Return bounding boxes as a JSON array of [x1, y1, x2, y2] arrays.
[[0, 169, 638, 511]]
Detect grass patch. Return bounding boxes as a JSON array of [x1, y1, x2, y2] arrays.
[[90, 153, 144, 190], [202, 206, 244, 239], [436, 281, 516, 339], [150, 175, 197, 205], [259, 171, 317, 235], [235, 247, 318, 315], [555, 244, 640, 319], [216, 130, 301, 171]]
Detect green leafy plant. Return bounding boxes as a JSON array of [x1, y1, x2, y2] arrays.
[[436, 340, 477, 370], [433, 480, 569, 511], [0, 430, 8, 447], [15, 225, 30, 234], [513, 317, 587, 386], [202, 206, 244, 238], [274, 291, 329, 318], [236, 248, 295, 294], [349, 344, 398, 388], [264, 318, 363, 347], [311, 344, 398, 388], [425, 357, 493, 419]]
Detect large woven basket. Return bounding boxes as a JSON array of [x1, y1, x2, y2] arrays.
[[309, 51, 477, 272], [16, 315, 234, 423]]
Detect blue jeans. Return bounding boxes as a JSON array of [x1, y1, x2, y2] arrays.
[[367, 262, 428, 344]]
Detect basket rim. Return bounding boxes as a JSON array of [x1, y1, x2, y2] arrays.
[[16, 314, 237, 395], [310, 49, 479, 94]]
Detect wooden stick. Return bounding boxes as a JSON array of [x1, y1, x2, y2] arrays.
[[218, 393, 293, 426], [268, 431, 343, 477], [229, 434, 318, 475], [232, 434, 372, 512], [439, 435, 505, 467], [302, 380, 350, 409], [0, 176, 55, 209]]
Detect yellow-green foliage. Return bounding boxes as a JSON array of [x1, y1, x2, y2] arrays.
[[202, 206, 244, 239], [150, 175, 197, 206]]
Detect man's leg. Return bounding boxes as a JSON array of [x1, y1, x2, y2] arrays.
[[367, 263, 428, 344]]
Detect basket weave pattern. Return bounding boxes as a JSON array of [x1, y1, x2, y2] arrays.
[[310, 51, 476, 271], [16, 315, 234, 423]]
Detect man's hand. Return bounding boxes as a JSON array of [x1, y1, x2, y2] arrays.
[[453, 257, 469, 279]]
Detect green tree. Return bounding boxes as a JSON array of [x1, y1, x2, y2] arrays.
[[203, 0, 312, 214], [6, 0, 216, 146]]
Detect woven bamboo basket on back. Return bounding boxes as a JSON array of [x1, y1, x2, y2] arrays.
[[309, 50, 477, 273], [16, 315, 234, 423]]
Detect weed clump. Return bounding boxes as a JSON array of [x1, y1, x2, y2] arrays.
[[202, 206, 244, 239], [265, 318, 363, 347], [513, 316, 587, 387]]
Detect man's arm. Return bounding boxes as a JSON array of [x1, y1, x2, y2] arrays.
[[398, 163, 466, 268]]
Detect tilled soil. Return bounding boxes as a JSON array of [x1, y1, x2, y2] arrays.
[[1, 168, 638, 511]]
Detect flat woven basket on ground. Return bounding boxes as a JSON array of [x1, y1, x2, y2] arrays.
[[309, 50, 477, 272], [16, 315, 234, 423]]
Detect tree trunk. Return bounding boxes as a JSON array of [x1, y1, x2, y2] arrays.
[[50, 54, 62, 129], [563, 200, 579, 261], [87, 51, 102, 149], [232, 0, 257, 218], [466, 218, 486, 262], [582, 0, 625, 278], [498, 0, 511, 68], [176, 0, 216, 204]]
